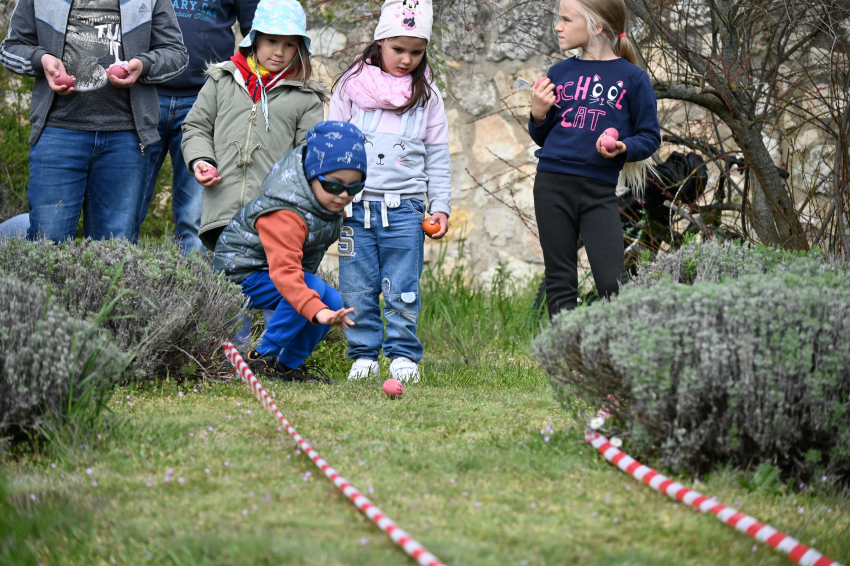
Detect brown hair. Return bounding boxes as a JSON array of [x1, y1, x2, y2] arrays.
[[333, 40, 433, 114], [239, 32, 313, 82], [563, 0, 656, 195]]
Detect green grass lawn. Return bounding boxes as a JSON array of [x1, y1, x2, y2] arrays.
[[2, 344, 848, 566], [2, 259, 848, 565]]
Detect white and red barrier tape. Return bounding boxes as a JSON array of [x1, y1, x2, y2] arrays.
[[222, 341, 446, 566], [586, 409, 845, 566]]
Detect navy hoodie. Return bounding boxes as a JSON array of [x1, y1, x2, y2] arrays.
[[158, 0, 259, 97], [528, 57, 661, 186]]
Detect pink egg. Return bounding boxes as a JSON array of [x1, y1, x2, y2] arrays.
[[603, 127, 619, 141], [600, 136, 618, 152], [108, 64, 130, 79], [383, 379, 404, 398], [55, 74, 76, 88], [533, 77, 547, 90], [205, 166, 219, 178]]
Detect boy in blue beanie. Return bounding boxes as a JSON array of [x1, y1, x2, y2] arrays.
[[213, 121, 368, 383]]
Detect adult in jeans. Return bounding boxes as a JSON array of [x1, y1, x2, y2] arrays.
[[0, 0, 188, 242], [135, 0, 260, 254]]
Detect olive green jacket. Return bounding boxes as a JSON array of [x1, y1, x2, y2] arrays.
[[181, 61, 327, 248]]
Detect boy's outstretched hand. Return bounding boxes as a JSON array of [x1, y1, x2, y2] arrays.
[[314, 307, 355, 329], [108, 59, 143, 88], [41, 54, 74, 95], [425, 212, 449, 240]]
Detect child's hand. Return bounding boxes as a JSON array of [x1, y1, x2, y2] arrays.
[[194, 161, 221, 187], [107, 59, 143, 88], [596, 134, 627, 158], [41, 54, 74, 95], [425, 212, 449, 240], [531, 78, 556, 125], [314, 307, 355, 329]]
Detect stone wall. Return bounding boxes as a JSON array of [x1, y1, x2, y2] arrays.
[[306, 6, 847, 285]]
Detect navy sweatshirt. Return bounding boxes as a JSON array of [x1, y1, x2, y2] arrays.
[[528, 57, 661, 186], [157, 0, 259, 97]]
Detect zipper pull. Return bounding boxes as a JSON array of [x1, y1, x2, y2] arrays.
[[249, 103, 257, 123], [139, 143, 145, 157]]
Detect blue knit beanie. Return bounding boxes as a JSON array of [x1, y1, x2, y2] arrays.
[[304, 121, 368, 182]]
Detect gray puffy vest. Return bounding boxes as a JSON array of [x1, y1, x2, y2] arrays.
[[212, 145, 342, 283]]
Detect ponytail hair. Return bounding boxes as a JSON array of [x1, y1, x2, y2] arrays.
[[565, 0, 656, 197]]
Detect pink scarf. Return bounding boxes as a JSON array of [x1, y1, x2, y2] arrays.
[[342, 61, 412, 110]]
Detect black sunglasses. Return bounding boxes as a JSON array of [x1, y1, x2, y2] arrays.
[[317, 174, 366, 196]]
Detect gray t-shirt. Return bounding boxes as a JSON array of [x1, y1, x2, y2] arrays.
[[46, 0, 135, 132]]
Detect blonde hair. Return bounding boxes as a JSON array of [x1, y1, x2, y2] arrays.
[[562, 0, 656, 197]]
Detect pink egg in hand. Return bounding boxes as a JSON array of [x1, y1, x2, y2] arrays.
[[600, 136, 618, 153], [603, 127, 619, 141], [201, 165, 218, 179], [533, 76, 547, 90], [55, 74, 76, 88], [108, 64, 130, 79], [383, 378, 404, 398]]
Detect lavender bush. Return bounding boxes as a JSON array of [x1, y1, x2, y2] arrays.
[[0, 274, 126, 440], [535, 242, 850, 480], [0, 238, 246, 379]]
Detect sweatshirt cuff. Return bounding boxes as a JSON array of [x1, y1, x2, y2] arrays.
[[528, 113, 554, 128], [191, 158, 217, 173], [428, 199, 451, 217], [30, 48, 51, 74], [301, 297, 328, 325], [135, 55, 151, 78]]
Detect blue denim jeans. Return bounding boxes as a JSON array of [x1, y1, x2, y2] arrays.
[[339, 199, 425, 363], [27, 127, 147, 242], [0, 213, 29, 240], [240, 270, 343, 369], [136, 95, 203, 255]]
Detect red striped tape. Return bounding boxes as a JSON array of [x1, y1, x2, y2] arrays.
[[222, 341, 446, 566], [586, 410, 844, 566]]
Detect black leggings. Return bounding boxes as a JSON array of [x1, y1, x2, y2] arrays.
[[533, 171, 626, 320]]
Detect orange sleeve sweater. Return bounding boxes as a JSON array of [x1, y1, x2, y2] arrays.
[[255, 210, 328, 323]]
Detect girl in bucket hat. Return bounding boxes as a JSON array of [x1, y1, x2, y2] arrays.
[[182, 0, 329, 251]]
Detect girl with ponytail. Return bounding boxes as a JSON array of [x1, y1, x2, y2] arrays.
[[528, 0, 660, 319]]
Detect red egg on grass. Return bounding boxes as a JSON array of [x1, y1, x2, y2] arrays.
[[55, 74, 76, 88], [600, 135, 618, 153], [108, 64, 130, 79], [383, 378, 404, 398], [603, 127, 619, 141], [422, 218, 440, 236]]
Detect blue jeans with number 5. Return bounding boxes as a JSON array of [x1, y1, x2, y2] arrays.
[[339, 199, 425, 363]]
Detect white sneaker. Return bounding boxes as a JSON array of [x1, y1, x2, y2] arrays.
[[389, 357, 420, 384], [348, 358, 379, 381]]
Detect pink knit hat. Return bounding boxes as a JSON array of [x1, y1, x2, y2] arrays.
[[374, 0, 433, 43]]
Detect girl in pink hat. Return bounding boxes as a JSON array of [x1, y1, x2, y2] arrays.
[[329, 0, 451, 384]]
